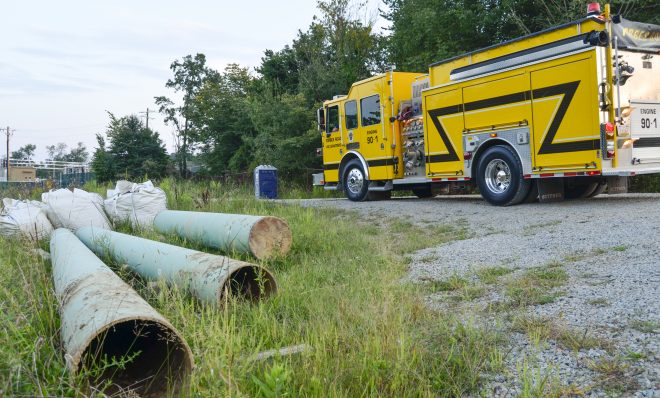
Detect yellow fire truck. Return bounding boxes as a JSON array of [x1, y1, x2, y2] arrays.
[[317, 3, 660, 205]]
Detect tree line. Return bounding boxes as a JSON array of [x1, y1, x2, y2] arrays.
[[11, 142, 88, 163], [91, 0, 659, 183]]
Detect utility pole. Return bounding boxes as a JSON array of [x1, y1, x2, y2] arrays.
[[4, 126, 14, 181], [140, 108, 155, 130]]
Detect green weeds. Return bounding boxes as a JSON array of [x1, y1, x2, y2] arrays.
[[629, 319, 660, 334], [423, 274, 468, 293], [476, 266, 513, 284], [587, 357, 639, 394], [511, 315, 610, 351], [517, 360, 562, 398], [0, 180, 500, 397], [504, 264, 568, 307], [587, 298, 610, 307]]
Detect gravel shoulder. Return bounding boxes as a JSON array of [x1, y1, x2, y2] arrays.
[[294, 194, 660, 397]]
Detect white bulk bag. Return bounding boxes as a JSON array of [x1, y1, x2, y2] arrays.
[[104, 180, 167, 229], [0, 198, 54, 240], [42, 188, 112, 231]]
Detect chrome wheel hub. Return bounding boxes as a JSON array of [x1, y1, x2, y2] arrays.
[[484, 159, 511, 194], [346, 168, 364, 194]]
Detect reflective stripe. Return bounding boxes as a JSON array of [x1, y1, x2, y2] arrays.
[[431, 177, 471, 182], [524, 171, 601, 178]]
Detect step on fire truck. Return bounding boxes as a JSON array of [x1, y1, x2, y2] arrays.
[[317, 3, 660, 205]]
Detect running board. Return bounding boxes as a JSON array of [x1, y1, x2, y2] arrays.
[[368, 181, 393, 191]]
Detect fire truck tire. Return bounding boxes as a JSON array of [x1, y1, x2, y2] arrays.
[[564, 178, 598, 199], [587, 180, 607, 198], [342, 159, 370, 202], [476, 145, 531, 206], [523, 180, 539, 203], [367, 191, 392, 201], [412, 185, 434, 198]]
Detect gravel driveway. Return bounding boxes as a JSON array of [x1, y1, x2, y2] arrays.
[[296, 194, 660, 397]]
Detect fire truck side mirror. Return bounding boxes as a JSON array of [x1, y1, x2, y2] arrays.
[[317, 107, 326, 134]]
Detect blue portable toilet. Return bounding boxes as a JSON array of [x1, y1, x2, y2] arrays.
[[254, 165, 278, 199]]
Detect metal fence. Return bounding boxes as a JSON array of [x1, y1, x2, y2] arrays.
[[0, 181, 46, 190], [199, 168, 324, 187], [59, 172, 95, 187], [0, 172, 95, 192]]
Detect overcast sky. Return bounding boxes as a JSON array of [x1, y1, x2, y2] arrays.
[[0, 0, 384, 160]]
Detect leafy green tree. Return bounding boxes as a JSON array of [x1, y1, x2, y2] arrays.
[[91, 135, 115, 183], [194, 64, 257, 175], [236, 0, 383, 182], [383, 0, 531, 71], [45, 143, 67, 161], [46, 142, 88, 162], [149, 1, 387, 181], [257, 46, 300, 95], [155, 53, 219, 177], [91, 113, 170, 182], [67, 142, 89, 163], [513, 0, 660, 31], [300, 0, 386, 104], [383, 0, 660, 72], [250, 91, 321, 178], [257, 0, 386, 106], [11, 144, 36, 160]]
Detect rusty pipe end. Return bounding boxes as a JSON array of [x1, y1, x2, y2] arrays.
[[248, 216, 292, 260]]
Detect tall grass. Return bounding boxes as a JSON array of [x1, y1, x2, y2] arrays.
[[1, 179, 502, 397]]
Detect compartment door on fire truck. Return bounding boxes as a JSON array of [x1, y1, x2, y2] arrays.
[[322, 104, 344, 182], [530, 56, 599, 170], [358, 94, 391, 180], [424, 88, 464, 176], [630, 100, 660, 165]]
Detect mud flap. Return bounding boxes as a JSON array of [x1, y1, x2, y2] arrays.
[[606, 176, 628, 194], [537, 178, 564, 203]]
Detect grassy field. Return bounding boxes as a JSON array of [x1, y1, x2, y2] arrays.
[[0, 179, 504, 397]]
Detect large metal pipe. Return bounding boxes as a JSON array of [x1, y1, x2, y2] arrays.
[[153, 210, 292, 260], [76, 227, 277, 304], [50, 229, 193, 397]]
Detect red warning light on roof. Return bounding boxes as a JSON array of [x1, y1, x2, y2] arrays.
[[587, 2, 601, 16], [605, 122, 615, 133]]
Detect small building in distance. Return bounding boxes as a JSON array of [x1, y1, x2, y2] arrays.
[[9, 166, 37, 182]]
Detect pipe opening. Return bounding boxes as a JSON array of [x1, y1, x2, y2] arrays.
[[81, 320, 191, 397], [225, 266, 277, 300]]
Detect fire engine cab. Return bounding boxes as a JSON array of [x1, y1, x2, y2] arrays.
[[317, 3, 660, 205]]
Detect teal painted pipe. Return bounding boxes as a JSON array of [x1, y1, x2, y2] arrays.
[[50, 228, 193, 397], [153, 210, 292, 260], [76, 227, 277, 304]]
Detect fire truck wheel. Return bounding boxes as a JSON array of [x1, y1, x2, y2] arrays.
[[523, 180, 539, 203], [564, 178, 599, 199], [342, 159, 370, 202], [412, 185, 434, 198], [367, 191, 392, 201], [476, 145, 531, 206], [587, 180, 607, 197]]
